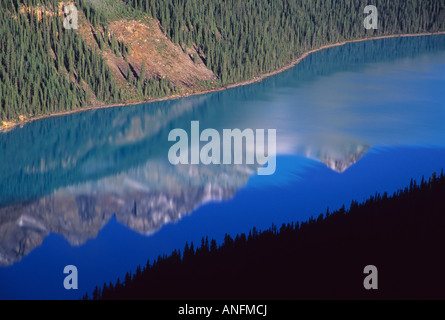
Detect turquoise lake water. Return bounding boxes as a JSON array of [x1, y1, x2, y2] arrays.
[[0, 35, 445, 299]]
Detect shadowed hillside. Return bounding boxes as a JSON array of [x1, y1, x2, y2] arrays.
[[85, 170, 445, 300]]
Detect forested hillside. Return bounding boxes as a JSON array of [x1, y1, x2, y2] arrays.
[[130, 0, 445, 84], [1, 0, 444, 124], [0, 0, 179, 125]]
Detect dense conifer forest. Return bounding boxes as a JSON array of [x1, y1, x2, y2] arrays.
[[1, 0, 445, 122], [0, 0, 118, 120], [128, 0, 445, 84], [0, 0, 176, 123], [83, 171, 445, 300]]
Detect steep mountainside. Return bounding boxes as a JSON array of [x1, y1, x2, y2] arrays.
[[76, 7, 217, 99], [1, 0, 444, 129]]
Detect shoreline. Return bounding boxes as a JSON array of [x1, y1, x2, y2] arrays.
[[2, 31, 445, 133]]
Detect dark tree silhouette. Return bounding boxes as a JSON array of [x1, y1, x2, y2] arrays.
[[86, 170, 445, 300]]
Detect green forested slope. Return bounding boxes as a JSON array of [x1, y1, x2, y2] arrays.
[[0, 0, 120, 121], [1, 0, 444, 123], [0, 0, 175, 123], [129, 0, 445, 84]]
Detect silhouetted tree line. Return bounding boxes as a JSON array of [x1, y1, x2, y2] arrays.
[[83, 170, 445, 300]]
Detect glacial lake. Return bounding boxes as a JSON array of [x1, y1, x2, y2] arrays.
[[1, 35, 445, 299]]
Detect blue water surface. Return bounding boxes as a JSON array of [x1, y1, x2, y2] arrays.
[[0, 35, 444, 299]]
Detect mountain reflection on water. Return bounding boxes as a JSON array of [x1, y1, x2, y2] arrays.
[[1, 35, 444, 266]]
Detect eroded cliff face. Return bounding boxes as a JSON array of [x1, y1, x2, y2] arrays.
[[76, 7, 217, 100]]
